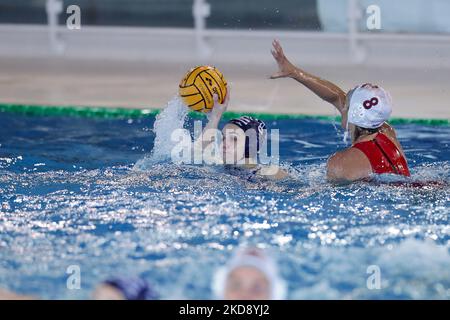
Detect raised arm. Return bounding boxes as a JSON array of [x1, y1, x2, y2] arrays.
[[270, 39, 347, 115], [194, 87, 231, 151]]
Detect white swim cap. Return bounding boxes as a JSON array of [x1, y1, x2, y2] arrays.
[[347, 84, 393, 129], [212, 247, 287, 300]]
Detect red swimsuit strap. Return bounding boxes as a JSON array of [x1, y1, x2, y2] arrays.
[[353, 133, 410, 176]]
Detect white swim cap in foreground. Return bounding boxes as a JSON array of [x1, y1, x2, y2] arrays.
[[212, 247, 287, 300], [348, 84, 393, 129]]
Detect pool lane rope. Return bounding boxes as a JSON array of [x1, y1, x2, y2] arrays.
[[0, 103, 448, 126]]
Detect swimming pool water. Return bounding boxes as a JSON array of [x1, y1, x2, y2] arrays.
[[0, 111, 449, 299]]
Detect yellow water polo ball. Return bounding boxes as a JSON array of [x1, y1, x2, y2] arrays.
[[179, 65, 228, 113]]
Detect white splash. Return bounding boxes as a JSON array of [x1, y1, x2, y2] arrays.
[[134, 96, 189, 170]]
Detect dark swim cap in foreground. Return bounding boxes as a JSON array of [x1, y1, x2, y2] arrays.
[[228, 116, 267, 158], [104, 277, 158, 300]]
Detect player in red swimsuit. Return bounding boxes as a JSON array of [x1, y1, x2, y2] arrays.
[[353, 132, 410, 176], [270, 40, 410, 182]]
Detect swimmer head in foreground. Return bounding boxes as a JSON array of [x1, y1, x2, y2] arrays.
[[92, 276, 158, 300], [270, 39, 410, 183], [195, 86, 288, 180], [212, 247, 287, 300]]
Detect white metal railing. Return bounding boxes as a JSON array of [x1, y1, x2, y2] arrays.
[[347, 0, 365, 63], [192, 0, 211, 60], [46, 0, 64, 54]]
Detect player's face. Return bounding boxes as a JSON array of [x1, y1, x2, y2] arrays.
[[224, 266, 271, 300], [222, 124, 246, 164]]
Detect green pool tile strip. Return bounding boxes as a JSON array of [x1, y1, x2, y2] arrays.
[[0, 103, 158, 119], [0, 103, 448, 126]]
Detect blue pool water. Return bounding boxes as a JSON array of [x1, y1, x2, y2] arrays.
[[0, 109, 449, 299]]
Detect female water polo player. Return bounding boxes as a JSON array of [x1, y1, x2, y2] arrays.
[[195, 87, 287, 180], [270, 40, 410, 183]]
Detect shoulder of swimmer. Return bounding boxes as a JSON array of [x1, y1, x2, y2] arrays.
[[327, 148, 372, 183]]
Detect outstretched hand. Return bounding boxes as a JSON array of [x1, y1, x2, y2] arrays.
[[270, 39, 296, 79]]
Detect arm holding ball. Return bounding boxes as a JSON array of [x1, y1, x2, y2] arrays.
[[194, 86, 231, 152]]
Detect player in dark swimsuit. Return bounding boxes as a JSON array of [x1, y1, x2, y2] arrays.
[[270, 39, 410, 182], [196, 87, 288, 180]]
